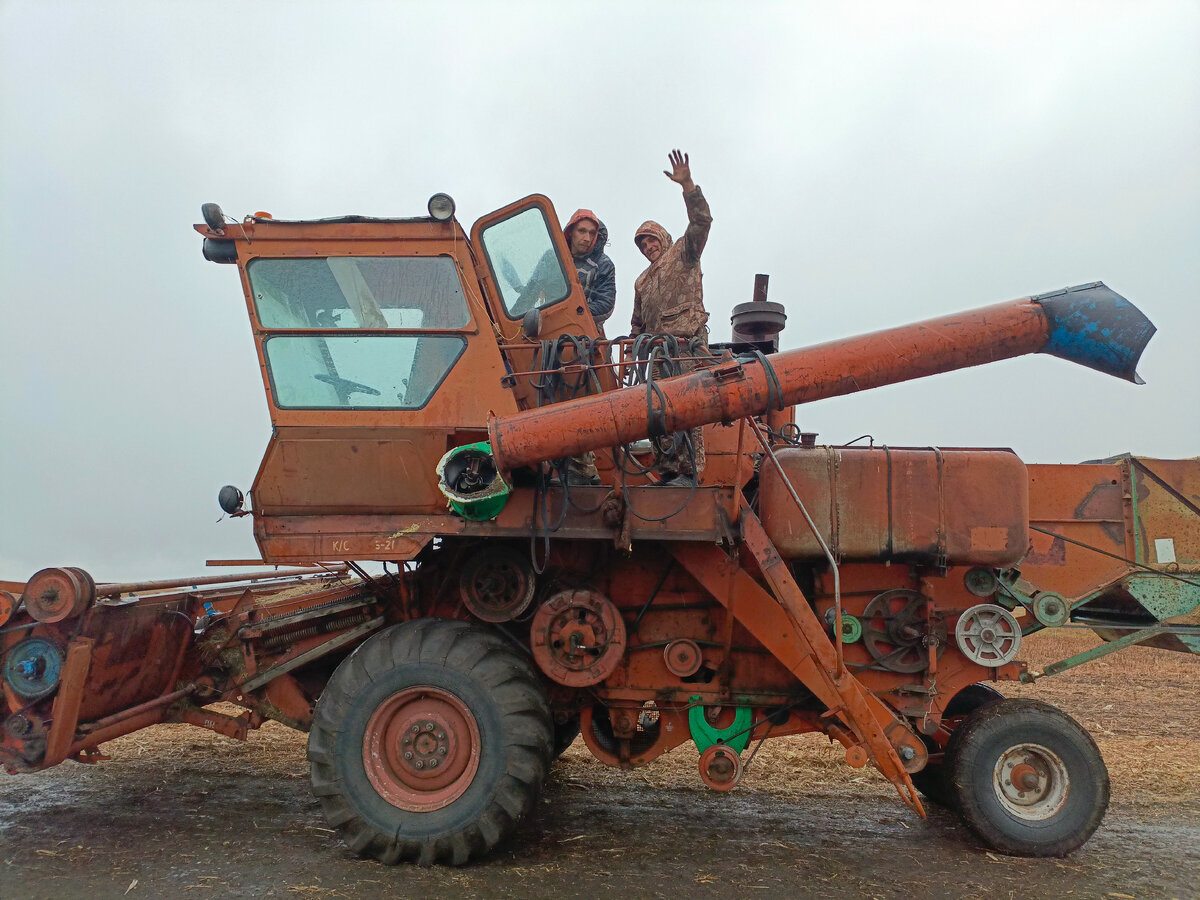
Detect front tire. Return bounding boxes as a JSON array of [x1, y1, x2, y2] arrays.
[[947, 698, 1109, 857], [307, 619, 553, 865], [912, 682, 1004, 808]]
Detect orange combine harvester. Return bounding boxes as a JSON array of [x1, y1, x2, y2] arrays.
[[2, 193, 1195, 865]]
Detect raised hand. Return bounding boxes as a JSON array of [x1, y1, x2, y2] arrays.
[[663, 149, 695, 192]]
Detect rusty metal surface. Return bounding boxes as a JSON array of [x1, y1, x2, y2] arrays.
[[0, 571, 383, 773], [0, 199, 1170, 867], [531, 590, 627, 687], [1023, 457, 1200, 599], [21, 567, 95, 623], [489, 291, 1147, 473], [252, 487, 739, 562], [0, 591, 16, 627], [760, 447, 1029, 567], [671, 515, 926, 810], [1128, 457, 1200, 568], [43, 639, 93, 766]]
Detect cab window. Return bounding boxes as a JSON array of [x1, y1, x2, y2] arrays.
[[263, 335, 465, 409], [247, 256, 469, 409], [479, 207, 570, 319], [248, 256, 469, 329]]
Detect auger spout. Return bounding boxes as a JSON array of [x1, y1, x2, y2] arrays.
[[488, 283, 1154, 473]]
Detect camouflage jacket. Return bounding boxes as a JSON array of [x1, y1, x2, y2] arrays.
[[630, 186, 713, 339]]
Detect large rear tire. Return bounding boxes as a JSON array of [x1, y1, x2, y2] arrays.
[[912, 682, 1004, 808], [947, 698, 1109, 857], [307, 619, 553, 865]]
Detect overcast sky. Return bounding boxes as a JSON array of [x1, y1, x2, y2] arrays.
[[2, 1, 1197, 581]]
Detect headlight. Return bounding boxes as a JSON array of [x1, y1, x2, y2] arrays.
[[427, 193, 456, 221]]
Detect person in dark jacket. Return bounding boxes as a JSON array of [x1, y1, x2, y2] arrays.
[[563, 208, 616, 330], [558, 210, 616, 485]]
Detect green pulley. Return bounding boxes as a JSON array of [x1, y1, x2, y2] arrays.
[[823, 608, 863, 644], [689, 696, 752, 753]]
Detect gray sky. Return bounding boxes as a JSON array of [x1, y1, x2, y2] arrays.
[[2, 1, 1197, 581]]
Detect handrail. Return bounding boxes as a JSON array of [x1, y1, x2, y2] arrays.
[[747, 417, 844, 676]]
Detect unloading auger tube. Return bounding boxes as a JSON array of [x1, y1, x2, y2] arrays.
[[484, 283, 1153, 474]]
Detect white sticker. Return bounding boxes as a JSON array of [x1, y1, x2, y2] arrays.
[[1154, 538, 1177, 564]]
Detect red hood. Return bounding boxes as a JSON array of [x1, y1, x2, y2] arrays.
[[564, 209, 600, 255]]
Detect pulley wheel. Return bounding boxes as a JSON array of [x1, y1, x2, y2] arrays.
[[0, 590, 16, 627], [955, 603, 1023, 667], [861, 589, 946, 674], [698, 743, 742, 791], [1032, 592, 1070, 628], [530, 590, 626, 687], [4, 637, 65, 700], [964, 567, 1000, 598], [22, 567, 95, 623], [458, 547, 536, 623], [823, 608, 863, 644], [664, 639, 702, 677]]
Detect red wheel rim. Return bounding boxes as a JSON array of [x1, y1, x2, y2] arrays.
[[362, 687, 481, 812]]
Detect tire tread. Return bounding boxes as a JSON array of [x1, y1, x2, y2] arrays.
[[307, 618, 552, 866]]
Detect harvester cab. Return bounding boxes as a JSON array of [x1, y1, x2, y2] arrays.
[[196, 193, 618, 542], [4, 190, 1193, 872]]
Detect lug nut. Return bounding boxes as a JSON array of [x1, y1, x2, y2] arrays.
[[429, 759, 439, 768], [414, 760, 424, 770], [403, 751, 413, 760]]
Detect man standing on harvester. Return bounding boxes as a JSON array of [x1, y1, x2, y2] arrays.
[[561, 209, 617, 485], [631, 149, 714, 486], [564, 209, 616, 332]]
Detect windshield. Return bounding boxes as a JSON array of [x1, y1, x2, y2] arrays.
[[479, 206, 571, 319], [247, 256, 470, 409], [263, 335, 465, 409], [247, 256, 470, 329]]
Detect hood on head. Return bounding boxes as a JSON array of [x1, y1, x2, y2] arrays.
[[565, 208, 605, 257], [634, 221, 672, 258]]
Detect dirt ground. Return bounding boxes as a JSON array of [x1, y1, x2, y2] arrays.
[[1, 630, 1198, 900]]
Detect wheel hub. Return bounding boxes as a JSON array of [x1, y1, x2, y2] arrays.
[[363, 687, 480, 812], [993, 742, 1068, 820], [531, 589, 626, 687], [458, 548, 537, 623]]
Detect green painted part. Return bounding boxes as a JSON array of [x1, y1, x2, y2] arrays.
[[689, 696, 752, 753], [1039, 625, 1160, 678], [1180, 635, 1200, 654], [439, 441, 511, 521], [1123, 573, 1200, 620], [1128, 458, 1145, 563], [1032, 592, 1070, 627], [840, 614, 863, 643], [450, 493, 510, 521]]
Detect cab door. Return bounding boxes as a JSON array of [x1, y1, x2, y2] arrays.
[[470, 195, 617, 409], [471, 195, 596, 340]]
